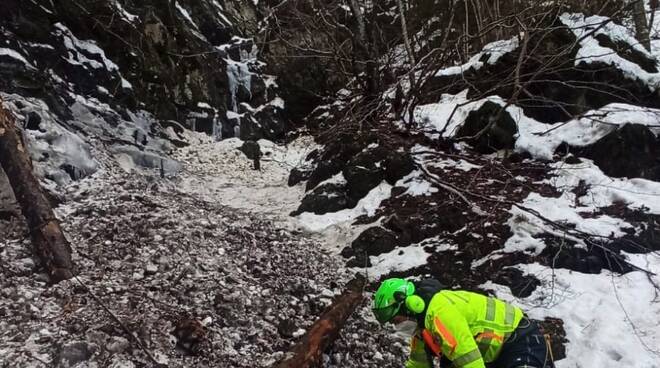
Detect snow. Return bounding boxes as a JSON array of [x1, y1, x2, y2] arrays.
[[517, 103, 660, 159], [1, 154, 400, 367], [264, 75, 278, 88], [121, 77, 133, 89], [297, 182, 393, 232], [549, 160, 660, 214], [411, 61, 660, 366], [175, 2, 196, 28], [504, 191, 633, 255], [113, 1, 139, 23], [55, 23, 120, 72], [317, 172, 348, 186], [428, 157, 482, 172], [435, 38, 519, 76], [486, 258, 660, 368], [226, 58, 252, 111], [415, 90, 660, 160], [174, 137, 317, 228], [412, 89, 483, 137], [1, 93, 99, 185], [0, 47, 35, 68], [503, 157, 660, 255], [395, 171, 438, 197], [211, 0, 232, 26], [174, 2, 207, 42], [226, 110, 243, 120], [560, 13, 660, 90], [368, 243, 431, 279]]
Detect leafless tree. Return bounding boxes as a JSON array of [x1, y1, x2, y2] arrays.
[[631, 0, 651, 50]]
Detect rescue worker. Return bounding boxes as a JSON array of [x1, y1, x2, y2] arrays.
[[372, 278, 550, 368]]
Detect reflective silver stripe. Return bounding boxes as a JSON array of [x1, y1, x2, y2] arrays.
[[504, 304, 515, 326], [486, 298, 496, 321], [453, 348, 482, 367]]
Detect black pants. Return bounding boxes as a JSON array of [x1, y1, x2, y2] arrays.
[[488, 318, 550, 368]]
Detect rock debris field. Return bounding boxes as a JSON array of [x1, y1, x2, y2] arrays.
[[0, 139, 406, 368]]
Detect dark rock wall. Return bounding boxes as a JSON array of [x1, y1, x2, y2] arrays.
[[0, 0, 289, 187], [1, 0, 287, 139]]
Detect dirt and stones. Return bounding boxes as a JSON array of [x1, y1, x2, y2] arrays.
[[0, 169, 403, 368]]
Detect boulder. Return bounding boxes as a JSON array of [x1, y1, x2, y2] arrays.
[[305, 136, 366, 190], [594, 34, 658, 73], [238, 140, 262, 160], [491, 268, 540, 298], [290, 183, 355, 216], [342, 146, 415, 201], [277, 318, 298, 338], [306, 159, 345, 191], [343, 163, 385, 201], [537, 234, 633, 274], [574, 124, 660, 180], [288, 167, 312, 187], [350, 226, 401, 257], [56, 341, 97, 368], [253, 104, 288, 140], [383, 151, 415, 185], [239, 116, 263, 141], [238, 104, 288, 142], [457, 101, 518, 153], [421, 23, 660, 125]]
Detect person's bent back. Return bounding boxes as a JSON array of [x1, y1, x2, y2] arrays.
[[372, 278, 551, 368]]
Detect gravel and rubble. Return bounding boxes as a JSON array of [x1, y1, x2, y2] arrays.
[[0, 152, 405, 367]]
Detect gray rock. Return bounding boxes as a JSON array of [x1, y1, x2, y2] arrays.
[[291, 183, 356, 216], [106, 336, 130, 354], [457, 101, 518, 154], [145, 263, 159, 275], [238, 140, 262, 160], [56, 341, 97, 368], [277, 319, 297, 338]]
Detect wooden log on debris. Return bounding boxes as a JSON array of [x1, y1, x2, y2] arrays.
[[274, 276, 366, 368], [0, 99, 75, 282]]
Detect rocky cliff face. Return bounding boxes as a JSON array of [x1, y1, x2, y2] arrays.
[[0, 0, 286, 191]]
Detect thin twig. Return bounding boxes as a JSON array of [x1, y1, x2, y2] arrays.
[[74, 277, 165, 367]]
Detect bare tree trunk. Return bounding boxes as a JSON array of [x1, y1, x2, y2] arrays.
[[396, 0, 416, 67], [348, 0, 378, 99], [632, 0, 651, 50], [274, 276, 366, 368], [396, 0, 417, 129], [650, 0, 659, 41], [0, 101, 75, 283]]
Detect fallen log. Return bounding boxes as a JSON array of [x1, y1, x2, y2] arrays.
[[274, 275, 366, 368], [0, 99, 75, 282]]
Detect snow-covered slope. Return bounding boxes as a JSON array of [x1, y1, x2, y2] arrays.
[[291, 10, 660, 368]]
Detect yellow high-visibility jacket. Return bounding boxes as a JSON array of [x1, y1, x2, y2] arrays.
[[405, 290, 524, 368]]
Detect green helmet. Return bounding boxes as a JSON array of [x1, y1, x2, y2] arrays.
[[372, 278, 415, 323]]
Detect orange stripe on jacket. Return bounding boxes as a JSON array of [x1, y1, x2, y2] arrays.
[[422, 329, 442, 356], [433, 317, 458, 354], [477, 331, 504, 343]]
